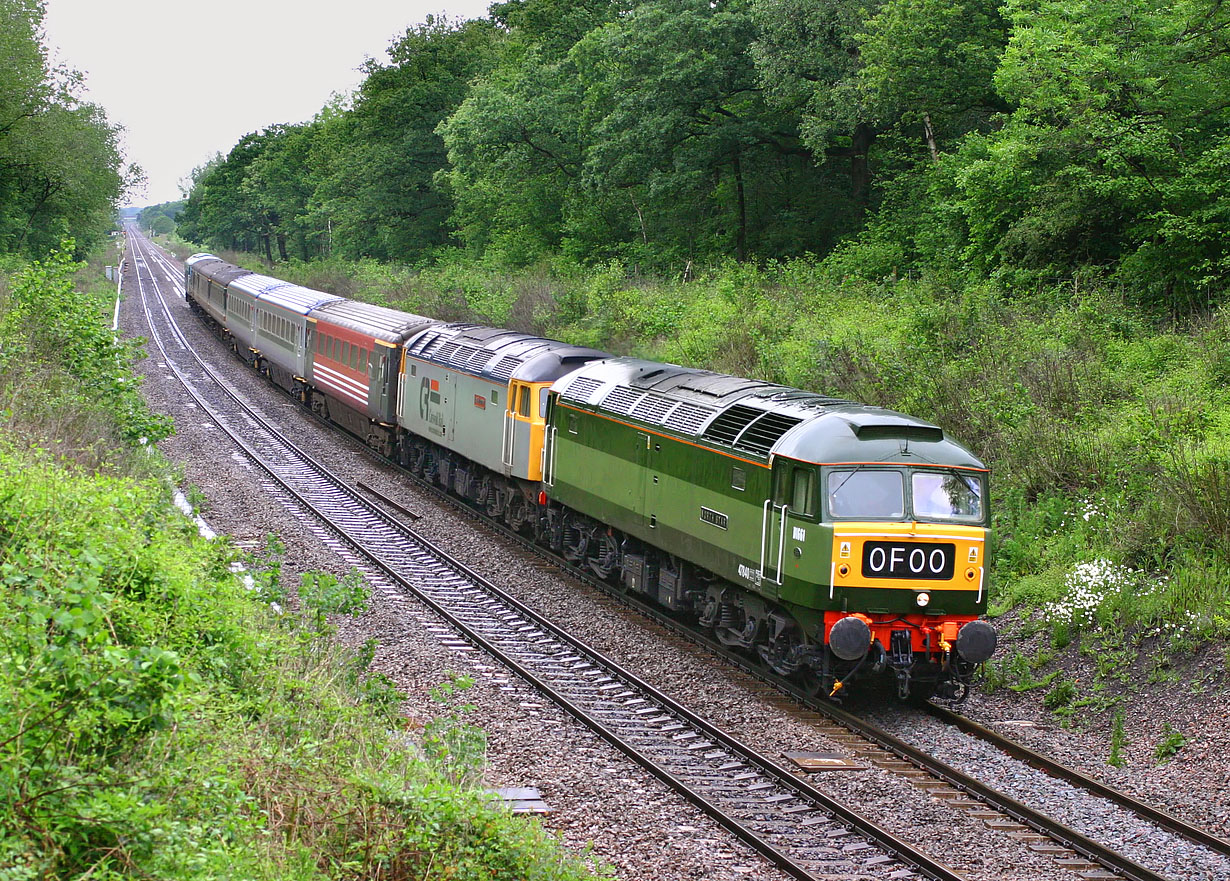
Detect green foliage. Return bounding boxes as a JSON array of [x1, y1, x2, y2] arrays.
[[1043, 678, 1077, 711], [299, 568, 370, 634], [0, 0, 132, 258], [0, 241, 173, 461], [1108, 708, 1128, 768], [421, 674, 488, 787], [172, 0, 1230, 307], [1154, 723, 1187, 764], [0, 444, 602, 880], [138, 200, 183, 237]]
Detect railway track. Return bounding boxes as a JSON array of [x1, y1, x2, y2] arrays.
[[341, 429, 1227, 881], [126, 232, 1229, 881], [355, 478, 1224, 881], [125, 231, 971, 880]]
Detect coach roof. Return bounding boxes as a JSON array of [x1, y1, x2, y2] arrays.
[[311, 300, 436, 345]]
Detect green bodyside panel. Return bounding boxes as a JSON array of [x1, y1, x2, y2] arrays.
[[553, 405, 844, 612]]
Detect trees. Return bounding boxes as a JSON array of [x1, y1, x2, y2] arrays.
[[0, 0, 132, 258], [174, 0, 1230, 310], [314, 16, 501, 262], [949, 0, 1230, 308]]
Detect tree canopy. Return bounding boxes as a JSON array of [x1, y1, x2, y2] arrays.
[[177, 0, 1230, 314], [0, 0, 134, 258]]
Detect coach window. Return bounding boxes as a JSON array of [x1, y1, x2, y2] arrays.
[[350, 345, 360, 370]]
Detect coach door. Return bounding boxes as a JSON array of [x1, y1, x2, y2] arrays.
[[373, 342, 395, 422]]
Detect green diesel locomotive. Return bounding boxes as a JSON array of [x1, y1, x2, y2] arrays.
[[541, 357, 996, 699]]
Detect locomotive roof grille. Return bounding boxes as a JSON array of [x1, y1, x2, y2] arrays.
[[490, 356, 522, 381], [631, 393, 676, 424], [702, 404, 765, 446], [602, 386, 645, 416], [734, 411, 804, 455], [435, 341, 461, 364], [463, 346, 492, 371], [561, 376, 604, 403], [665, 401, 717, 434]]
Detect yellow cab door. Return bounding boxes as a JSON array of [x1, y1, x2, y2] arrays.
[[503, 381, 547, 480]]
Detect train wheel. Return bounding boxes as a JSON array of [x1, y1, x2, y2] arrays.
[[587, 531, 620, 581], [506, 494, 530, 533], [561, 513, 589, 563]]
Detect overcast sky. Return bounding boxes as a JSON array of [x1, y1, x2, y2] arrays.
[[42, 0, 493, 208]]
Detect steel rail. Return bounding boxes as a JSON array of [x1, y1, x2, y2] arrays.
[[923, 703, 1230, 859]]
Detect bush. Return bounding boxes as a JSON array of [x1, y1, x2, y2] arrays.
[[0, 443, 603, 880], [0, 241, 172, 468]]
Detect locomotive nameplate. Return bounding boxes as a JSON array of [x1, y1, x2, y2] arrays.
[[861, 541, 955, 580], [700, 506, 728, 530]]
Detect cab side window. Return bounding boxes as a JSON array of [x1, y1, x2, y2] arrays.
[[517, 385, 531, 417], [791, 467, 815, 517]]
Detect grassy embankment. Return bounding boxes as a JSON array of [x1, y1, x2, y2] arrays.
[[165, 236, 1230, 731], [0, 241, 605, 879]]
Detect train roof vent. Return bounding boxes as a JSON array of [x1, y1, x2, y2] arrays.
[[560, 376, 604, 404], [446, 344, 481, 369], [465, 347, 494, 372], [434, 340, 461, 365], [854, 423, 944, 443], [631, 393, 675, 425], [406, 331, 441, 357], [734, 411, 804, 455], [490, 356, 522, 381], [702, 404, 766, 447], [665, 401, 717, 435], [603, 386, 646, 416]]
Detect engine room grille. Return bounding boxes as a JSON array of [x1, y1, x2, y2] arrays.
[[433, 341, 461, 365], [602, 386, 645, 416], [665, 402, 717, 435], [631, 393, 675, 424], [490, 356, 522, 381], [733, 411, 803, 455], [560, 376, 604, 404], [464, 347, 494, 372], [702, 405, 765, 446]]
